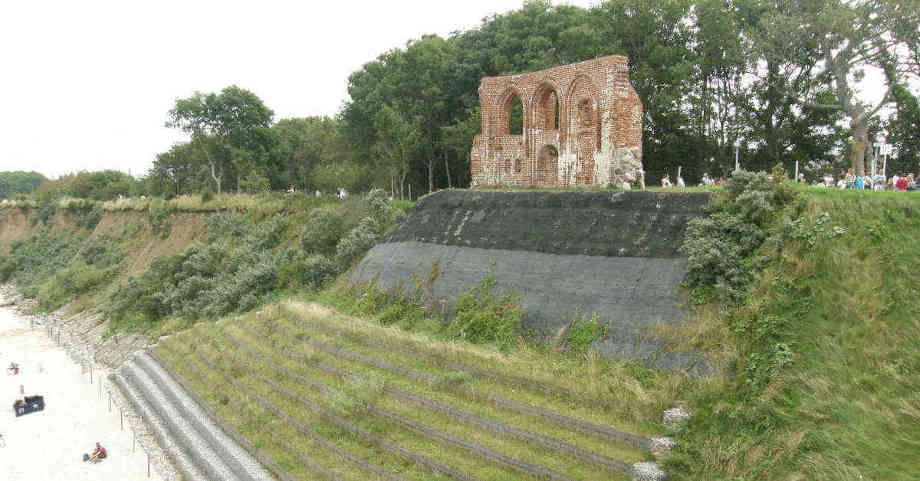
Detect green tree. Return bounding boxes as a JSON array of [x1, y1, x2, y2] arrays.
[[167, 86, 274, 193], [268, 117, 353, 190], [372, 106, 421, 198], [753, 0, 919, 173], [0, 171, 46, 199]]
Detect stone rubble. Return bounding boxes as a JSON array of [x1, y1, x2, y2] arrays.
[[631, 461, 667, 481], [662, 406, 692, 428]]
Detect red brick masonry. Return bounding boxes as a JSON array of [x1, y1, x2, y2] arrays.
[[471, 55, 643, 188]]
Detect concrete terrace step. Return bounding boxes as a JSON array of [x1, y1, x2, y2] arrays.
[[111, 372, 210, 481], [133, 353, 274, 481], [115, 354, 274, 481]]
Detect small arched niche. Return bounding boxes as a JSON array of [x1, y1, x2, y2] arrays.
[[537, 145, 559, 185]]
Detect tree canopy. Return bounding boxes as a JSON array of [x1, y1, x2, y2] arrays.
[[0, 171, 46, 199], [12, 0, 918, 197]]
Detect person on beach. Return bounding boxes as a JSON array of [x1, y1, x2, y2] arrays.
[[87, 442, 107, 463]]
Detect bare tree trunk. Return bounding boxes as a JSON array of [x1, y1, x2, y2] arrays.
[[850, 117, 869, 174], [427, 158, 434, 193], [208, 160, 222, 194], [444, 150, 452, 188]]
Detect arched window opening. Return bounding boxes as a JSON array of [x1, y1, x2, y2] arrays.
[[553, 97, 559, 129], [508, 95, 523, 135]]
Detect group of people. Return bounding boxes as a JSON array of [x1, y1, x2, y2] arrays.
[[815, 169, 918, 191], [655, 168, 920, 192], [284, 185, 350, 199], [660, 172, 728, 188]]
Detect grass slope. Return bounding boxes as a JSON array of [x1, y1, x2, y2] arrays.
[[670, 188, 920, 481]]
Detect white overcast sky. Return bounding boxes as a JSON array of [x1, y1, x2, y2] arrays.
[[0, 0, 595, 179], [1, 0, 896, 179]]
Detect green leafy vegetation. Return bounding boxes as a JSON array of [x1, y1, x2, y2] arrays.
[[563, 314, 610, 357], [448, 274, 523, 345], [0, 171, 46, 199], [669, 179, 920, 481], [0, 232, 87, 299], [105, 192, 406, 332], [681, 170, 795, 303]]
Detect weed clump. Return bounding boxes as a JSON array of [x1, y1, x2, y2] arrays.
[[449, 274, 522, 345], [562, 314, 609, 356]]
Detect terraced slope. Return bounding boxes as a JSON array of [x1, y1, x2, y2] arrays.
[[153, 301, 671, 481]]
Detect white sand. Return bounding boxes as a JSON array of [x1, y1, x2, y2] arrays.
[[0, 307, 163, 481]]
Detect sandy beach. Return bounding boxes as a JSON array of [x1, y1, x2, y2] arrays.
[[0, 307, 163, 481]]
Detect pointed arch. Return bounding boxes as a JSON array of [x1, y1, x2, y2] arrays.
[[565, 74, 602, 185], [493, 86, 526, 136], [531, 79, 562, 131]]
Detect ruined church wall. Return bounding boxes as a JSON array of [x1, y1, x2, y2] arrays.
[[471, 55, 643, 188]]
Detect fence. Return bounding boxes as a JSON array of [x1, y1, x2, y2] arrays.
[[45, 323, 159, 479]]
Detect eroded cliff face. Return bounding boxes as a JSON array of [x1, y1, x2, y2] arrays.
[[353, 190, 713, 373], [0, 206, 208, 276], [0, 207, 32, 255]]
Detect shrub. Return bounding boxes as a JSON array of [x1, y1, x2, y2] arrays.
[[244, 215, 289, 250], [64, 199, 103, 230], [0, 233, 85, 297], [356, 280, 390, 315], [205, 212, 249, 241], [240, 172, 271, 193], [449, 274, 522, 345], [681, 212, 767, 301], [302, 255, 339, 288], [201, 188, 215, 203], [681, 170, 795, 303], [29, 200, 56, 226], [335, 217, 380, 267], [562, 314, 609, 356], [299, 209, 346, 255], [148, 198, 174, 238]]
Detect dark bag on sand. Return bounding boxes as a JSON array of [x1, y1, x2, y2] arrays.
[[83, 453, 90, 462]]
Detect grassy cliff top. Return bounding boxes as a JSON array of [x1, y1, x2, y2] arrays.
[[668, 186, 920, 480]]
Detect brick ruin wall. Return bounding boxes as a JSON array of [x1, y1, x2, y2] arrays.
[[471, 55, 644, 188]]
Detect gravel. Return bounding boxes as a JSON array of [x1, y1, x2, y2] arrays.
[[132, 352, 274, 481], [118, 354, 275, 481], [631, 462, 667, 481]]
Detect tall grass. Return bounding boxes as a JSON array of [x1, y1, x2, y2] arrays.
[[668, 187, 920, 480]]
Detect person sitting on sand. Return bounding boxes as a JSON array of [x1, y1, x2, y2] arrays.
[[88, 442, 107, 463]]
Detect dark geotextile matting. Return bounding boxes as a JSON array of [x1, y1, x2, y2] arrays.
[[353, 242, 714, 374], [385, 190, 711, 258], [356, 190, 714, 373]]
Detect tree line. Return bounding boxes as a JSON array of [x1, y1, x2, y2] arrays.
[[10, 0, 920, 200]]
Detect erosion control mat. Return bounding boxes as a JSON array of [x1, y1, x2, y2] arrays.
[[356, 190, 713, 373], [385, 190, 709, 257]]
